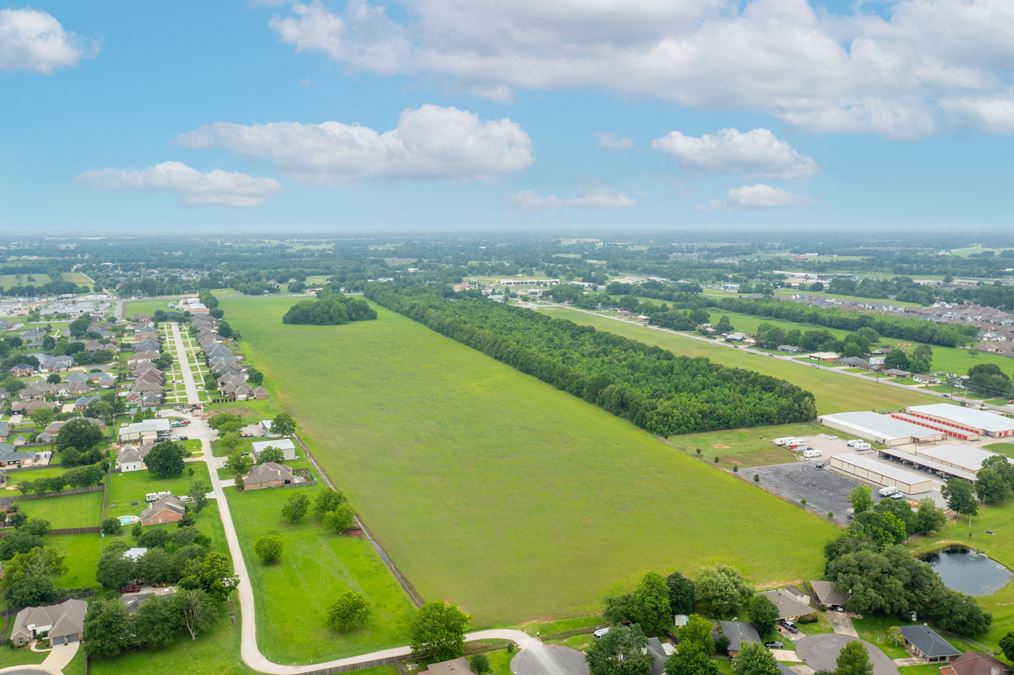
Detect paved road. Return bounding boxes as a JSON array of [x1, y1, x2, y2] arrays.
[[169, 322, 201, 405], [544, 304, 1014, 413], [169, 345, 543, 673], [795, 634, 898, 675]]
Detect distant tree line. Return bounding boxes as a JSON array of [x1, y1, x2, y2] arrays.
[[366, 286, 817, 435], [282, 291, 377, 325]]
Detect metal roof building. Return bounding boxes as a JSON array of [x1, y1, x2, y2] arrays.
[[907, 404, 1014, 438], [829, 452, 936, 494], [819, 411, 945, 446]]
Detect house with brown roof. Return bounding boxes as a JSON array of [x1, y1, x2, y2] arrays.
[[140, 495, 186, 526], [10, 599, 87, 647], [243, 462, 296, 490], [809, 580, 848, 610], [941, 653, 1011, 675]]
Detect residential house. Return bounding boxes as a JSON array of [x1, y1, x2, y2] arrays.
[[899, 625, 961, 663], [37, 355, 74, 372], [116, 443, 152, 472], [74, 395, 100, 411], [140, 495, 186, 526], [10, 599, 87, 647], [760, 589, 815, 621], [884, 368, 911, 378], [9, 364, 34, 377], [0, 422, 8, 441], [0, 443, 38, 468], [808, 580, 848, 611], [646, 638, 675, 675], [243, 462, 296, 490], [840, 356, 870, 369], [251, 438, 297, 461], [419, 657, 472, 675], [719, 621, 761, 658], [941, 652, 1011, 675]]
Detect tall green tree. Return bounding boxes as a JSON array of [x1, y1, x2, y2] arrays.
[[835, 640, 874, 675], [633, 572, 672, 637], [328, 591, 371, 632], [410, 602, 468, 661], [696, 565, 752, 617], [146, 441, 187, 479], [747, 595, 779, 637], [83, 600, 132, 656], [848, 486, 873, 515], [666, 571, 696, 615], [665, 641, 719, 675], [585, 624, 654, 675], [732, 642, 780, 675], [942, 478, 978, 524]]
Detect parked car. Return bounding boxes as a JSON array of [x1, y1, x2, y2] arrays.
[[802, 448, 822, 459], [765, 641, 783, 649], [779, 619, 799, 634], [814, 462, 827, 470], [878, 486, 900, 497]]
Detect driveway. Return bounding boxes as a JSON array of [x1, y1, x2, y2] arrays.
[[828, 611, 858, 637], [795, 634, 898, 675]]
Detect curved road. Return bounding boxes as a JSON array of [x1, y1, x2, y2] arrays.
[[169, 324, 543, 673]]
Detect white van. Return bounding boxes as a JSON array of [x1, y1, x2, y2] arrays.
[[802, 449, 822, 458], [773, 437, 794, 446], [878, 486, 900, 497], [852, 441, 872, 451], [846, 439, 864, 448]]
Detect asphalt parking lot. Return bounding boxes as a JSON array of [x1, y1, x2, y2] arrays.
[[740, 462, 878, 524]]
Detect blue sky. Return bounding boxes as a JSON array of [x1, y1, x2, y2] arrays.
[[2, 0, 1013, 233]]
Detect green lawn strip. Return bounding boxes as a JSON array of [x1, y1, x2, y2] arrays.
[[899, 666, 945, 675], [795, 613, 834, 635], [986, 443, 1014, 459], [62, 648, 88, 675], [851, 616, 910, 659], [105, 462, 213, 519], [771, 288, 924, 308], [16, 491, 103, 528], [222, 295, 838, 626], [212, 436, 254, 458], [666, 423, 837, 467], [89, 595, 248, 675], [487, 649, 515, 675], [540, 307, 938, 415], [49, 533, 103, 589], [0, 644, 47, 668], [123, 299, 173, 319], [225, 484, 415, 663]]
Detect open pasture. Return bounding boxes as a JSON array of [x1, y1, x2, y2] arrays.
[[222, 296, 838, 625]]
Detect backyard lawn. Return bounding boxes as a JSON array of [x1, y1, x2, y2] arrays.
[[225, 483, 416, 663], [540, 307, 938, 415], [223, 296, 839, 626], [49, 533, 103, 589], [16, 491, 102, 528], [105, 462, 213, 518]]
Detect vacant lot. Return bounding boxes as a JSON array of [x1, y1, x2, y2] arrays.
[[17, 491, 102, 528], [106, 462, 213, 517], [667, 423, 832, 467], [541, 308, 938, 414], [227, 483, 416, 663], [49, 533, 103, 589], [124, 297, 174, 318], [223, 296, 837, 625]]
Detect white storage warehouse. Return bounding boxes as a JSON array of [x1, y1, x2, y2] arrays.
[[829, 452, 936, 494], [906, 404, 1014, 438], [818, 411, 945, 446], [879, 443, 1010, 481]]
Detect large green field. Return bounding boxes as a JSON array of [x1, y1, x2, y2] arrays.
[[226, 483, 416, 663], [16, 491, 103, 528], [222, 296, 838, 625], [540, 307, 938, 415]]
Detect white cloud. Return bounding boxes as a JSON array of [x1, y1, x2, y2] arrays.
[[515, 186, 636, 210], [595, 132, 635, 150], [940, 92, 1014, 135], [652, 128, 817, 180], [77, 162, 282, 208], [179, 104, 533, 184], [0, 8, 91, 73], [705, 184, 814, 210], [268, 0, 1014, 137]]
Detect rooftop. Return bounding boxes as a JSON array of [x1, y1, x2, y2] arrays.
[[820, 411, 943, 441], [908, 404, 1014, 434]]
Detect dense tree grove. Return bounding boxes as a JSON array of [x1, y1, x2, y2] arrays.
[[366, 287, 817, 435], [282, 291, 377, 325]]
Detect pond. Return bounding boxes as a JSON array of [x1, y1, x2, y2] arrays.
[[923, 546, 1012, 596]]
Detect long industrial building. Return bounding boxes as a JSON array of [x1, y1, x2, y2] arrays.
[[818, 411, 945, 446], [878, 443, 1011, 481], [829, 452, 936, 494], [906, 404, 1014, 439]]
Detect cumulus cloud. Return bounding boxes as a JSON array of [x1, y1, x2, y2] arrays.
[[652, 128, 817, 180], [705, 184, 814, 210], [77, 162, 282, 207], [0, 7, 92, 73], [595, 132, 635, 150], [515, 186, 636, 210], [940, 93, 1014, 135], [267, 0, 1014, 137], [178, 104, 532, 184]]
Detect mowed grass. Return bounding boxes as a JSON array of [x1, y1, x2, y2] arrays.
[[223, 296, 838, 625], [16, 491, 102, 528], [667, 423, 834, 467], [105, 462, 213, 517], [226, 484, 416, 663], [540, 307, 938, 415], [124, 298, 174, 318], [49, 533, 103, 589]]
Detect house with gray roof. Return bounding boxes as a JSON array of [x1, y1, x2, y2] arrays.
[[899, 625, 961, 663], [10, 598, 87, 647], [243, 462, 296, 490], [809, 580, 848, 610], [719, 621, 761, 657], [760, 589, 815, 620]]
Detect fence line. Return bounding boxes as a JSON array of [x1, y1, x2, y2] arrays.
[[11, 485, 103, 501]]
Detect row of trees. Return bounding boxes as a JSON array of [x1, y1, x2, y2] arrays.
[[367, 286, 817, 435], [16, 462, 105, 495], [282, 291, 377, 325]]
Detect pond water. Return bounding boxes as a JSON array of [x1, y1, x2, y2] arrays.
[[923, 547, 1012, 596]]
